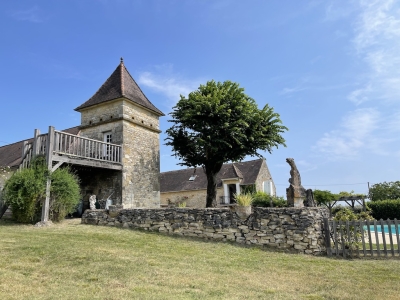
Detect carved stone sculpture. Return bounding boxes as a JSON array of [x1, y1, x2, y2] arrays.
[[304, 189, 316, 207], [286, 158, 306, 207], [89, 195, 97, 210]]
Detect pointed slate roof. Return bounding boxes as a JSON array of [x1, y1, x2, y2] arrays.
[[75, 59, 164, 116]]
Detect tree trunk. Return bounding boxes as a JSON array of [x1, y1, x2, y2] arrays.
[[205, 163, 223, 207]]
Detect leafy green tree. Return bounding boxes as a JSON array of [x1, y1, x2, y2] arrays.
[[369, 181, 400, 201], [313, 190, 336, 205], [166, 80, 287, 207]]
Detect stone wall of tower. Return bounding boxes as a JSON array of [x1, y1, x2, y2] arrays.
[[78, 100, 124, 207], [121, 101, 161, 208], [78, 99, 161, 208]]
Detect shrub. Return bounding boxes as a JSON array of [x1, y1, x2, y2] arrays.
[[334, 208, 373, 250], [367, 200, 400, 220], [3, 160, 47, 223], [3, 157, 80, 223], [251, 191, 287, 207], [235, 193, 253, 206], [331, 205, 367, 216], [49, 167, 81, 222]]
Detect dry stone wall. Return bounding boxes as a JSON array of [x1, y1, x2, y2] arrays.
[[82, 207, 329, 254], [161, 188, 224, 208]]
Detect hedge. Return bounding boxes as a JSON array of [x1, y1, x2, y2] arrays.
[[367, 199, 400, 220]]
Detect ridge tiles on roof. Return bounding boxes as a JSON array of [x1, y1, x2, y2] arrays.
[[75, 59, 164, 116]]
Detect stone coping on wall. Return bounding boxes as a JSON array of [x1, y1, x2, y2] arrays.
[[81, 207, 329, 255]]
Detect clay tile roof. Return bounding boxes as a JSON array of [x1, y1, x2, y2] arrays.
[[75, 59, 164, 116], [160, 159, 264, 193], [0, 126, 80, 168]]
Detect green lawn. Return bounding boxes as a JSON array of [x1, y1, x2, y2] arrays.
[[1, 218, 400, 300]]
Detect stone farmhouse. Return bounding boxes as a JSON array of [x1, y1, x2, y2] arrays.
[[0, 59, 276, 217], [160, 159, 276, 208]]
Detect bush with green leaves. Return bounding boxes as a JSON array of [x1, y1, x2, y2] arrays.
[[49, 166, 81, 222], [331, 205, 368, 216], [367, 200, 400, 220], [334, 208, 373, 251], [251, 191, 287, 207], [3, 157, 80, 223]]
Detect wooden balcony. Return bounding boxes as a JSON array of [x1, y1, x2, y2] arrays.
[[18, 126, 123, 223], [20, 126, 123, 171]]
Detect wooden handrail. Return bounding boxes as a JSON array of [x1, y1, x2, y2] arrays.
[[18, 128, 122, 172], [53, 130, 121, 147], [52, 130, 122, 164]]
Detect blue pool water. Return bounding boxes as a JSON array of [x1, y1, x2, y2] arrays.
[[365, 225, 400, 233]]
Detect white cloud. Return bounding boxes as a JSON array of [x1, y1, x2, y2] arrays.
[[324, 1, 356, 21], [280, 83, 352, 96], [348, 0, 400, 104], [313, 108, 382, 159], [10, 6, 44, 23], [280, 86, 307, 95], [137, 65, 204, 108], [385, 110, 400, 133]]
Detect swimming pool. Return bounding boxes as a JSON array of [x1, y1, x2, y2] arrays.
[[365, 224, 400, 234]]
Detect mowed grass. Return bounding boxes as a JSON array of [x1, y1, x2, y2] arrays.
[[1, 219, 400, 300]]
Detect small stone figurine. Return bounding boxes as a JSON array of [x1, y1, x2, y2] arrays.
[[89, 195, 97, 210]]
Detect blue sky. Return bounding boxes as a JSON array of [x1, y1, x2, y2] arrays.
[[1, 0, 399, 197]]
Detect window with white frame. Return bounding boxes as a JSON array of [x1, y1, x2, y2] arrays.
[[263, 180, 274, 196], [103, 131, 112, 157], [103, 131, 112, 143]]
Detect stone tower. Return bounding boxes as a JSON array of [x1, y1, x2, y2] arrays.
[[75, 59, 164, 208]]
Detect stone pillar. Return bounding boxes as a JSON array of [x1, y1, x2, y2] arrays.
[[223, 184, 229, 204], [236, 183, 241, 195]]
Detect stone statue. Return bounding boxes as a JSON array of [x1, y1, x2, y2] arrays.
[[304, 189, 316, 207], [286, 158, 306, 207], [89, 195, 97, 210], [285, 158, 316, 207]]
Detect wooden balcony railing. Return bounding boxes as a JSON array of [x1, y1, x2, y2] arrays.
[[53, 130, 121, 163], [19, 127, 122, 171]]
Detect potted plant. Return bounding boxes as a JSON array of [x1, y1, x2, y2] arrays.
[[234, 193, 253, 219]]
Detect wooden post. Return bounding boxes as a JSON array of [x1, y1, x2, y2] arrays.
[[32, 129, 40, 158], [41, 126, 54, 223], [22, 141, 28, 158], [366, 219, 373, 256], [323, 218, 332, 257]]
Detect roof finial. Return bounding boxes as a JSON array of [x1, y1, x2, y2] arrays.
[[120, 57, 124, 64]]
